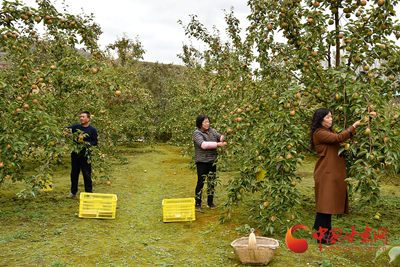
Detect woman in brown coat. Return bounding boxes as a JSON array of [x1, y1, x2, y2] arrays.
[[310, 108, 362, 244]]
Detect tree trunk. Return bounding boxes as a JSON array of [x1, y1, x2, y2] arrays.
[[335, 7, 340, 67]]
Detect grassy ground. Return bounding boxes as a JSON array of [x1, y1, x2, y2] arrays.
[[0, 143, 399, 266]]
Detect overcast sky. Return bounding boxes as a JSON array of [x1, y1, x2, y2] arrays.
[[20, 1, 400, 65], [22, 0, 251, 65]]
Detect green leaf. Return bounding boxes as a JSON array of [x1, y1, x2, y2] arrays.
[[374, 245, 392, 260], [389, 246, 400, 264], [358, 150, 368, 157], [354, 159, 364, 165]]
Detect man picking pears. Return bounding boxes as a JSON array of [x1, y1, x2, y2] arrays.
[[64, 111, 98, 198]]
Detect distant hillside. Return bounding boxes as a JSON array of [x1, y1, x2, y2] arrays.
[[0, 50, 186, 70], [76, 48, 91, 58], [137, 60, 186, 70]]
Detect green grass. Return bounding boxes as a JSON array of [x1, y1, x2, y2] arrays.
[[0, 232, 29, 242], [0, 143, 399, 266]]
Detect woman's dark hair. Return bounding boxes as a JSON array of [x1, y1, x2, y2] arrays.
[[310, 108, 332, 151], [196, 115, 210, 129]]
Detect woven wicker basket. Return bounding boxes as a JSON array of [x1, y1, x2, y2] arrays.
[[231, 233, 279, 266]]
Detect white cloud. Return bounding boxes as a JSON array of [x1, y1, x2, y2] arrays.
[[18, 0, 400, 65], [21, 0, 250, 64]]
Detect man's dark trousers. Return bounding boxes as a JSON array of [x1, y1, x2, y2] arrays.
[[70, 152, 92, 195]]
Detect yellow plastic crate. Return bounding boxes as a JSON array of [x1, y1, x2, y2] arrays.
[[79, 193, 117, 219], [162, 198, 195, 222]]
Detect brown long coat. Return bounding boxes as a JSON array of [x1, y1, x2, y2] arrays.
[[313, 126, 355, 215]]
